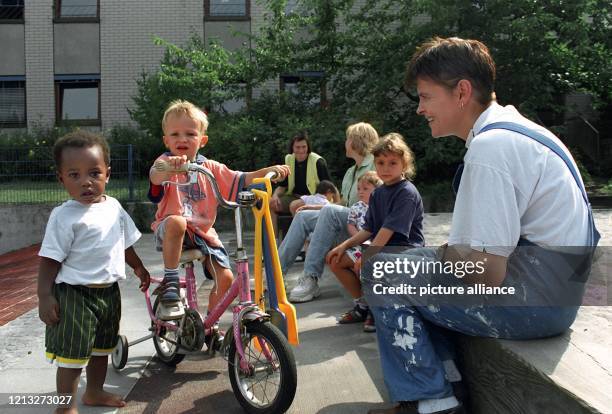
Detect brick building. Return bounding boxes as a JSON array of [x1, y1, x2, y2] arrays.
[[0, 0, 280, 130]]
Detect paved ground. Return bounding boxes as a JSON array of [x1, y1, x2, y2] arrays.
[[0, 244, 40, 325], [0, 211, 610, 414]]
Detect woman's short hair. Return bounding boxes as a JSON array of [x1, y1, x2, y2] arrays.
[[405, 37, 496, 106], [346, 122, 379, 156], [162, 100, 209, 134], [372, 133, 416, 180], [288, 131, 311, 155]]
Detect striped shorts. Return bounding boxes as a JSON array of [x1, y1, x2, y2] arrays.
[[45, 282, 121, 368]]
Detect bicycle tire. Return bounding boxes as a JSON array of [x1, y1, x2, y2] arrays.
[[228, 321, 297, 414]]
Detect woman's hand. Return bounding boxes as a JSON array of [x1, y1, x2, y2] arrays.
[[295, 205, 312, 213]]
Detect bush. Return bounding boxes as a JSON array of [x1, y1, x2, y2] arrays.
[[106, 124, 164, 176], [0, 124, 158, 180], [205, 92, 351, 182]]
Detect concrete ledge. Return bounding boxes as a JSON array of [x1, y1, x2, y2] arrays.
[[457, 307, 612, 413], [0, 204, 55, 254], [0, 201, 254, 255]]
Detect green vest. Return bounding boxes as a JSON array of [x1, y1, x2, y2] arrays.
[[285, 152, 322, 195]]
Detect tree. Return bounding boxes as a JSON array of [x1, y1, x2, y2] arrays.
[[130, 0, 611, 181]]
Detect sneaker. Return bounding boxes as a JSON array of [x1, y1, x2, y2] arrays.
[[158, 301, 185, 320], [363, 310, 376, 332], [289, 274, 320, 303], [157, 275, 185, 320], [160, 275, 181, 302], [338, 305, 367, 324], [295, 251, 306, 262]]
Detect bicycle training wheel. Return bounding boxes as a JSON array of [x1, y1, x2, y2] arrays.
[[111, 334, 128, 370], [152, 297, 185, 366], [228, 321, 297, 414]]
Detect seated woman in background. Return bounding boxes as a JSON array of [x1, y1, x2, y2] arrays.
[[278, 122, 379, 303], [270, 131, 331, 228]]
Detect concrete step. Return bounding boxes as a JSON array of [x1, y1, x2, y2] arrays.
[[457, 307, 612, 414]]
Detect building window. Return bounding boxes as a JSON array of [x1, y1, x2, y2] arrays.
[[55, 0, 98, 19], [55, 75, 99, 125], [0, 78, 26, 128], [280, 71, 327, 107], [205, 0, 249, 20], [0, 0, 24, 20]]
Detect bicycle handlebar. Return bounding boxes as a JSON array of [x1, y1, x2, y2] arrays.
[[153, 160, 280, 210], [154, 160, 239, 210]]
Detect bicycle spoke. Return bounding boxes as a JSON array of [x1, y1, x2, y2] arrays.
[[237, 332, 282, 406]]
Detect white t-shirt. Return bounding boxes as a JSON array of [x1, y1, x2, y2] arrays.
[[448, 102, 589, 257], [300, 193, 329, 206], [39, 196, 142, 285]]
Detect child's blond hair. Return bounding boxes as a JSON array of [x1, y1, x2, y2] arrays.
[[358, 170, 383, 188], [372, 133, 416, 180], [346, 122, 379, 156], [162, 100, 209, 134]]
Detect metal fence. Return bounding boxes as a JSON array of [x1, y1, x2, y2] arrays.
[[0, 144, 148, 204]]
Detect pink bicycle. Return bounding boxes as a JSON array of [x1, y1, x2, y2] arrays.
[[112, 160, 297, 414]]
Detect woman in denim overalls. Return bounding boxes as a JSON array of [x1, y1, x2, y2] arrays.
[[363, 37, 600, 414]]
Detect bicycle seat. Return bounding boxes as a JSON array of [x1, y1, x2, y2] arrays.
[[180, 249, 204, 264]]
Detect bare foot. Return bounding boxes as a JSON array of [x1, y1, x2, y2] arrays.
[[81, 390, 126, 408]]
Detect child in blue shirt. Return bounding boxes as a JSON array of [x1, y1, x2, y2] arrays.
[[329, 171, 382, 332], [327, 133, 425, 331]]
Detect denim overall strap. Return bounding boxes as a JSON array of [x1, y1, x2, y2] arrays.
[[459, 122, 600, 247], [451, 163, 464, 196], [480, 123, 587, 203]]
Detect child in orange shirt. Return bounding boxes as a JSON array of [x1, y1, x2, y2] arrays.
[[150, 100, 289, 321]]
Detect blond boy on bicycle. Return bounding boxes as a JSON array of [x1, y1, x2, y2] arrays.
[[149, 100, 289, 321]]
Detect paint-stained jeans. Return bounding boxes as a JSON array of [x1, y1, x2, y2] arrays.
[[362, 247, 580, 402]]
